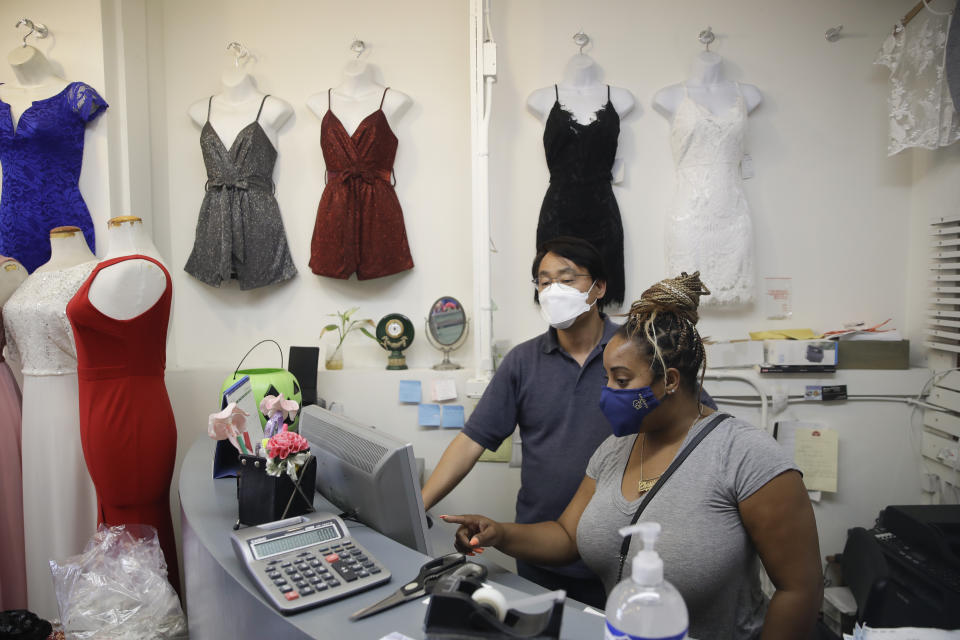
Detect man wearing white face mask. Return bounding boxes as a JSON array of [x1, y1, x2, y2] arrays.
[[422, 237, 617, 607]]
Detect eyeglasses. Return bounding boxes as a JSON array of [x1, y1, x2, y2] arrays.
[[532, 273, 592, 289]]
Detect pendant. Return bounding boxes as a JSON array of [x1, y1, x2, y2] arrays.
[[638, 478, 658, 494]]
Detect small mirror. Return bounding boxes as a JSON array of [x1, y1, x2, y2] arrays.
[[425, 296, 468, 370]]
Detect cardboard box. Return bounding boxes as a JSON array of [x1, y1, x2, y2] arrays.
[[837, 340, 909, 369]]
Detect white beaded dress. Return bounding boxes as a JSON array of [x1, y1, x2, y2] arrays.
[[665, 83, 754, 306], [3, 260, 98, 619]]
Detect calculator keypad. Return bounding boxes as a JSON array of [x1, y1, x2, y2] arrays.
[[258, 540, 385, 610]]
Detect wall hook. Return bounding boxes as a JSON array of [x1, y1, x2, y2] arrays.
[[572, 30, 590, 54], [15, 18, 48, 48], [226, 41, 249, 69], [349, 38, 365, 58], [698, 26, 715, 51], [825, 25, 843, 42]]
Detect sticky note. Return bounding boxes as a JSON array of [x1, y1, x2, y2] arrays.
[[398, 380, 422, 404], [431, 378, 458, 402], [418, 404, 441, 427], [441, 405, 465, 428]]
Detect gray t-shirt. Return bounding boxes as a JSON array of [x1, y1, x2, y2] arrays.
[[576, 415, 798, 640]]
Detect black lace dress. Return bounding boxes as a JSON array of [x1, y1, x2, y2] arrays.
[[537, 85, 625, 306]]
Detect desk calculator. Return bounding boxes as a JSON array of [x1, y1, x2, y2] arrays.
[[231, 512, 391, 614]]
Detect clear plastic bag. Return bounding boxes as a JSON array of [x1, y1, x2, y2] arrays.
[[49, 524, 187, 639]]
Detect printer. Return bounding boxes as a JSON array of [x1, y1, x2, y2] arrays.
[[842, 505, 960, 629]]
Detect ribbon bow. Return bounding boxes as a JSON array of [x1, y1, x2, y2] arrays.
[[332, 166, 391, 185]]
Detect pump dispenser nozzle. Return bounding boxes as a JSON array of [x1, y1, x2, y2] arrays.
[[618, 522, 663, 585]]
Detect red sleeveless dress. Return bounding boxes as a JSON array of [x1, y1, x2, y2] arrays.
[[309, 88, 414, 279], [66, 255, 179, 592]]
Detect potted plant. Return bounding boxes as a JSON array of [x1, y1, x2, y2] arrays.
[[320, 307, 377, 369]]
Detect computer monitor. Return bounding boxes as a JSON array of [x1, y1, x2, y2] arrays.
[[298, 405, 434, 556]]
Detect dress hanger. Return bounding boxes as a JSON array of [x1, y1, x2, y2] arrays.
[[898, 0, 952, 32]]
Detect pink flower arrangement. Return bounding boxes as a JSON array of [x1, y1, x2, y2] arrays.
[[266, 430, 309, 460], [264, 430, 311, 480]]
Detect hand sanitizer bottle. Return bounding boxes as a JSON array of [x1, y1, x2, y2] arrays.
[[604, 522, 688, 640]]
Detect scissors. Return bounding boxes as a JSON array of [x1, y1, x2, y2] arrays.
[[349, 552, 468, 621]]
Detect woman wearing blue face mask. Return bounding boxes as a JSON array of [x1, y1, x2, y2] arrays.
[[441, 272, 822, 640]]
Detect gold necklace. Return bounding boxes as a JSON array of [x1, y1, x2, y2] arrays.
[[637, 412, 704, 495], [637, 434, 662, 494]]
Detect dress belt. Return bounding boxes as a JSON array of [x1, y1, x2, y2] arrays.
[[327, 167, 394, 185], [205, 175, 274, 193]]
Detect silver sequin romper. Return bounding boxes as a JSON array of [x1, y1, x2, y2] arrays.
[[185, 95, 297, 290]]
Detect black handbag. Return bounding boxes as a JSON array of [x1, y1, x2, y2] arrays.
[[236, 453, 316, 526]]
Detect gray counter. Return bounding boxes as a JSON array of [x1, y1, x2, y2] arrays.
[[179, 437, 605, 639]]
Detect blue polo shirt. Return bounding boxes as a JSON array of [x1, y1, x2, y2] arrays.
[[463, 316, 621, 529]]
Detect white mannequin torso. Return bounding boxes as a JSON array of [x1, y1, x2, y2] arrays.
[[35, 227, 96, 273], [653, 52, 762, 119], [188, 73, 293, 149], [306, 61, 412, 135], [87, 217, 167, 320], [0, 258, 27, 306], [526, 54, 636, 124], [0, 45, 69, 130]]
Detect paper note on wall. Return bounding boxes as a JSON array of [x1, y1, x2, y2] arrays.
[[398, 380, 422, 404], [418, 404, 441, 427], [794, 427, 839, 492], [441, 405, 465, 428]]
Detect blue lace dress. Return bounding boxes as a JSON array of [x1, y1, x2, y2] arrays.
[[0, 82, 108, 272]]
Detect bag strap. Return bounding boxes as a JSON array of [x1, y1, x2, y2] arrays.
[[615, 412, 731, 581], [233, 338, 284, 378]]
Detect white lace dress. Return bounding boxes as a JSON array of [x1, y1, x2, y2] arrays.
[[875, 11, 960, 156], [3, 260, 99, 620], [666, 83, 754, 306]]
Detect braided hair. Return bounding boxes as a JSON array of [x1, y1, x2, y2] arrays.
[[617, 271, 710, 396]]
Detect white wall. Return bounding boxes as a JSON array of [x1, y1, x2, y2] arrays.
[[487, 0, 917, 351], [143, 0, 473, 372]]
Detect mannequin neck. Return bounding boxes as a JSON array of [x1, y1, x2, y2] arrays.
[[38, 231, 95, 272], [103, 219, 161, 260], [0, 258, 26, 306], [219, 72, 259, 104], [561, 54, 600, 88], [8, 45, 62, 88], [687, 51, 724, 86], [337, 61, 380, 98]]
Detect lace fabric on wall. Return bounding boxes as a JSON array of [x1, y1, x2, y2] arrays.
[[875, 11, 960, 156]]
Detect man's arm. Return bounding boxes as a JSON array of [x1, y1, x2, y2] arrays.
[[421, 432, 486, 511]]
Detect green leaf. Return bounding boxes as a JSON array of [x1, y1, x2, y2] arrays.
[[360, 327, 376, 340], [322, 324, 338, 332]]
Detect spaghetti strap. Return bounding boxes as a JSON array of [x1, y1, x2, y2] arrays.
[[206, 96, 213, 122], [554, 84, 559, 101], [607, 84, 611, 101], [327, 88, 332, 110], [255, 95, 269, 122], [380, 88, 389, 109]]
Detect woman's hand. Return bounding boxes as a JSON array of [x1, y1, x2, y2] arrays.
[[439, 514, 503, 555]]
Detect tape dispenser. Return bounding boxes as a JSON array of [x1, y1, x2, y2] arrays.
[[424, 562, 564, 639]]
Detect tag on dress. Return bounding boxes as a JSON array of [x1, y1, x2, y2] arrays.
[[741, 154, 755, 179]]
